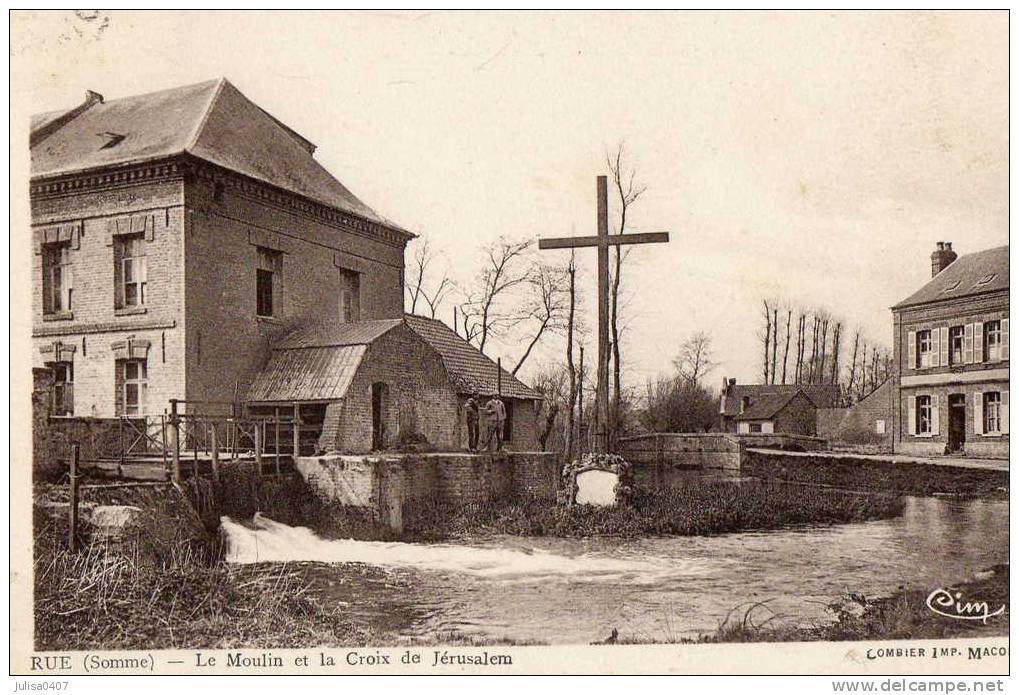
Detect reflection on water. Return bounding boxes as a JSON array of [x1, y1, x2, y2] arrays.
[[222, 496, 1009, 645]]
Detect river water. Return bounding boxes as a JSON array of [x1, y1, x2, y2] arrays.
[[222, 496, 1008, 644]]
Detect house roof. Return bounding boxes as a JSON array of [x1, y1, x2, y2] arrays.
[[247, 345, 367, 402], [736, 390, 805, 421], [248, 315, 542, 402], [403, 314, 542, 400], [722, 383, 841, 418], [893, 245, 1009, 310], [30, 78, 410, 236]]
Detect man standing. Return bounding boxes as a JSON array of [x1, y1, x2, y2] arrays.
[[484, 394, 507, 451], [464, 394, 480, 451]]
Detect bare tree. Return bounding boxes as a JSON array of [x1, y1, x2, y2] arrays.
[[761, 300, 772, 383], [461, 237, 534, 354], [564, 251, 578, 463], [846, 331, 861, 397], [606, 143, 647, 447], [673, 331, 716, 385], [511, 263, 569, 375], [781, 309, 792, 384]]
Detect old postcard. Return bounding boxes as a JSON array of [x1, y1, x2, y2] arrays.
[[9, 10, 1009, 678]]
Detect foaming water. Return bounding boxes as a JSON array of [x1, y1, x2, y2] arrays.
[[220, 496, 1009, 644], [221, 513, 720, 584]]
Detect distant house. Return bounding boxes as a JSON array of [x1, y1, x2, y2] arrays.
[[718, 380, 841, 436], [892, 242, 1008, 457]]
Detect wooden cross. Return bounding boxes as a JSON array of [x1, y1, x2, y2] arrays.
[[539, 175, 669, 455]]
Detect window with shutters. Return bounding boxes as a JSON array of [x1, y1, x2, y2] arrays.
[[49, 362, 73, 416], [41, 242, 72, 315], [916, 395, 932, 435], [916, 330, 933, 368], [983, 392, 1001, 434], [948, 326, 965, 365], [984, 321, 1001, 362], [116, 358, 148, 416], [114, 234, 147, 308], [256, 247, 282, 318], [749, 422, 762, 433]]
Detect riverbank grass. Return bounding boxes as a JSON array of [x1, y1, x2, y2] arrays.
[[402, 480, 904, 540]]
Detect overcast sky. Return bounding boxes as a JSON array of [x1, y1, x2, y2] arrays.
[[12, 11, 1008, 389]]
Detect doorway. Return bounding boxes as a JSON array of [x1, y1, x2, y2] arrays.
[[948, 393, 966, 453], [371, 382, 389, 450]]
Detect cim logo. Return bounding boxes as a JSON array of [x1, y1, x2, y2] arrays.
[[926, 588, 1006, 624]]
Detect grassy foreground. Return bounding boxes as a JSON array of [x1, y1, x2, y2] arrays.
[[402, 481, 904, 540]]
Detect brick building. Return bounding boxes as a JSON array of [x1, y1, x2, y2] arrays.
[[31, 78, 542, 452], [816, 377, 895, 450], [892, 243, 1009, 457], [718, 380, 840, 435]]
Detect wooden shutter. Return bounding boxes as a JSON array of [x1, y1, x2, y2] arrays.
[[908, 397, 916, 436], [1002, 392, 1009, 434], [940, 327, 949, 366], [1001, 319, 1009, 361], [964, 324, 974, 363], [907, 331, 916, 370], [931, 395, 940, 436], [973, 391, 983, 436], [974, 323, 984, 363], [113, 238, 124, 309], [931, 329, 940, 367]]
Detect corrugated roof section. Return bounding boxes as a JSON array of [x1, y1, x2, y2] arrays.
[[893, 245, 1009, 309], [404, 314, 542, 400], [276, 319, 403, 349], [247, 345, 366, 402]]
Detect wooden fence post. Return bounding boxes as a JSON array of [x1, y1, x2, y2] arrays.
[[211, 423, 220, 484], [254, 422, 263, 479], [274, 408, 281, 476], [292, 402, 300, 460], [68, 443, 79, 552], [160, 414, 169, 481], [170, 399, 181, 483], [117, 417, 124, 478]]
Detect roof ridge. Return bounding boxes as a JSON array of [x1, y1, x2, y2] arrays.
[[184, 77, 228, 153]]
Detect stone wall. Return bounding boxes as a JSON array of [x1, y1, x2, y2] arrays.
[[617, 433, 742, 489], [295, 451, 559, 528], [732, 432, 829, 451]]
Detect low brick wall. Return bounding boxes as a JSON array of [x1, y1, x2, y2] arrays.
[[735, 432, 829, 451], [743, 449, 1008, 497], [295, 451, 559, 529], [617, 433, 743, 489]]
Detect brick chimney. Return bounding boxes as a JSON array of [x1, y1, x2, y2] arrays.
[[930, 241, 958, 277]]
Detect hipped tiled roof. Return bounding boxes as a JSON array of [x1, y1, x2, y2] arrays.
[[30, 78, 409, 235]]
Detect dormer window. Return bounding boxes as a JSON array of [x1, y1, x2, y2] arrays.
[[974, 273, 997, 287], [99, 131, 126, 149], [942, 280, 961, 293]]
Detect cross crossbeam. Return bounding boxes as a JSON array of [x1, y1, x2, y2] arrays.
[[538, 231, 670, 250], [539, 175, 670, 455]]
